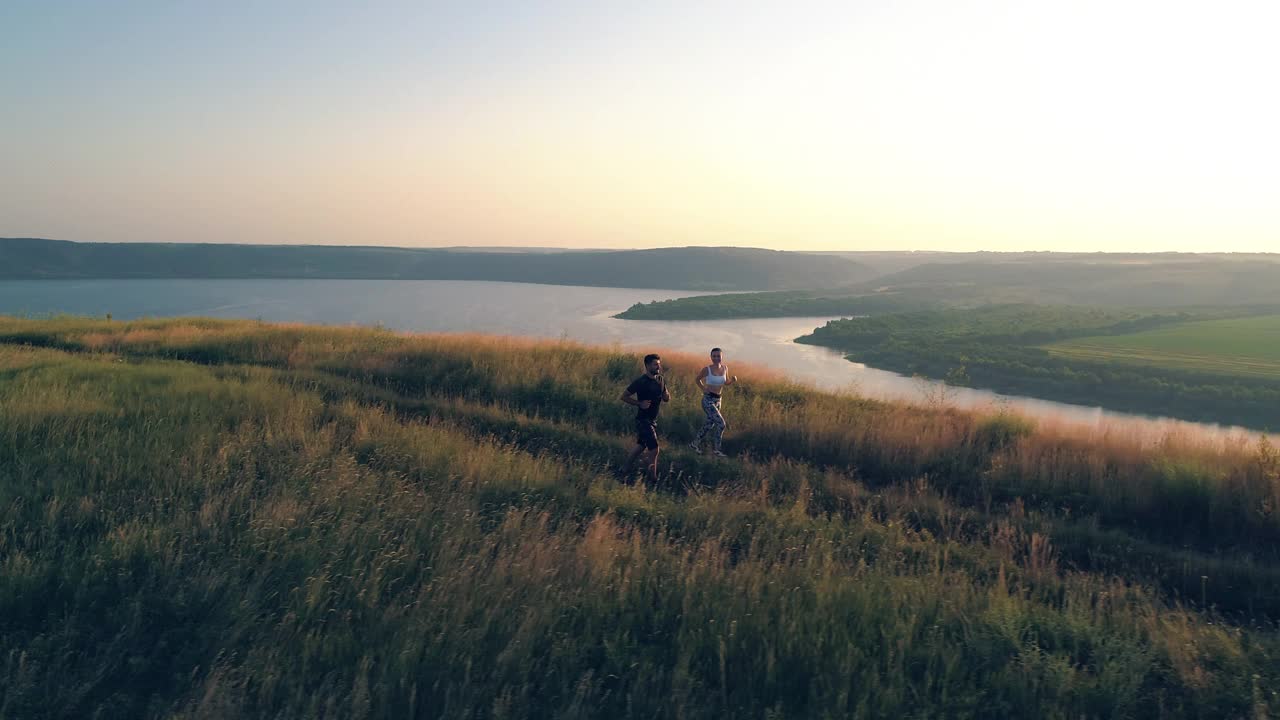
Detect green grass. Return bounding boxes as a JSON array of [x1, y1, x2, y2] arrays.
[[3, 316, 1280, 718], [1048, 314, 1280, 378], [797, 305, 1280, 429]]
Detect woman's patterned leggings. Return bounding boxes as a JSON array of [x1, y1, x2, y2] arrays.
[[696, 394, 727, 450]]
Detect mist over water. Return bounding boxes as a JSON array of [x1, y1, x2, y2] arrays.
[[3, 278, 1270, 444]]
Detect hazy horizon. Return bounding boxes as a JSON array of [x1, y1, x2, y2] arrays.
[[7, 237, 1280, 257], [4, 1, 1278, 253]]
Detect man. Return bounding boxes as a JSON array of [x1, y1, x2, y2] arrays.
[[620, 353, 671, 484]]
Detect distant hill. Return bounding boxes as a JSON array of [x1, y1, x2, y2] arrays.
[[619, 254, 1280, 319], [0, 238, 875, 291], [863, 257, 1280, 307], [809, 250, 1280, 279]]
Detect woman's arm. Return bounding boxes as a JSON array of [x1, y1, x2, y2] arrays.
[[694, 366, 708, 392]]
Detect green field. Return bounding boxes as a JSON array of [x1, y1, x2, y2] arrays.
[[4, 317, 1280, 717], [1048, 314, 1280, 378], [797, 304, 1280, 429]]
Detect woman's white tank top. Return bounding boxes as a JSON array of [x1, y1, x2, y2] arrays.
[[706, 365, 727, 388]]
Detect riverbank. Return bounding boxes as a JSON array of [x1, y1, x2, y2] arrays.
[[797, 304, 1280, 432]]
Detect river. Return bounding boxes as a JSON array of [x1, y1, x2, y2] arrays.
[[1, 278, 1269, 443]]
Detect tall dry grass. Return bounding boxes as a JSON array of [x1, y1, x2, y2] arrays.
[[3, 317, 1279, 717]]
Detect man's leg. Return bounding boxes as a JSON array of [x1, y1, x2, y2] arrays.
[[645, 446, 661, 484], [623, 443, 646, 476]]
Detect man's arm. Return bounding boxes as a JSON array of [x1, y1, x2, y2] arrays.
[[622, 386, 652, 409]]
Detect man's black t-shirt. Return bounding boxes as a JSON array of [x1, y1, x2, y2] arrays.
[[626, 374, 666, 421]]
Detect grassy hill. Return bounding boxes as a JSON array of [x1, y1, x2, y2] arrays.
[[0, 238, 876, 291], [2, 317, 1279, 717]]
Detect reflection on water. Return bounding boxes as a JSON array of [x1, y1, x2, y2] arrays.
[[2, 278, 1271, 443]]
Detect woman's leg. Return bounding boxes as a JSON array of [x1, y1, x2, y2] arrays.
[[699, 395, 727, 451], [696, 395, 716, 441]]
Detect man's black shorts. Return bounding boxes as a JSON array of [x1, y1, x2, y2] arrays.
[[635, 419, 659, 450]]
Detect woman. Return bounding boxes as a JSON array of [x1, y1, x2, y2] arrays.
[[689, 347, 737, 457]]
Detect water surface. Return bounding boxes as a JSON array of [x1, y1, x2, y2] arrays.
[[2, 278, 1269, 442]]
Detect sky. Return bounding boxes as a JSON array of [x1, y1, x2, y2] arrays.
[[2, 1, 1278, 253]]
